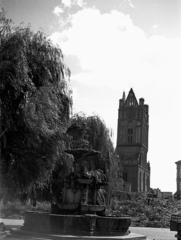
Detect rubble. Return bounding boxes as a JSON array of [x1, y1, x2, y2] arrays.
[[109, 194, 181, 228]]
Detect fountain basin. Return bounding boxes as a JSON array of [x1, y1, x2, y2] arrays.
[[22, 211, 131, 236]]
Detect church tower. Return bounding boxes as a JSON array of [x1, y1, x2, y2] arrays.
[[116, 88, 150, 192]]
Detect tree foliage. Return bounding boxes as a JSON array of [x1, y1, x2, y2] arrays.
[[0, 9, 72, 192], [70, 112, 114, 173]]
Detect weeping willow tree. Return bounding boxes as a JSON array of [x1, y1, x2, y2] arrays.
[[70, 113, 114, 174], [0, 9, 73, 194]]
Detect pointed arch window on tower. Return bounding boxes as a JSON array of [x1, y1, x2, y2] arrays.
[[136, 121, 141, 143], [120, 121, 125, 143], [128, 98, 134, 106], [128, 123, 133, 143], [123, 169, 128, 182], [139, 172, 142, 192]]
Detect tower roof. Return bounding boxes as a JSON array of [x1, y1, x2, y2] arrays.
[[124, 88, 138, 106]]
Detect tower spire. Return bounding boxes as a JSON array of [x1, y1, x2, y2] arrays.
[[122, 91, 126, 102]]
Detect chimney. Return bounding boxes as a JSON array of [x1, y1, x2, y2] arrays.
[[139, 98, 145, 105]]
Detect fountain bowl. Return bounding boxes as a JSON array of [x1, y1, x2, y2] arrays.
[[11, 211, 147, 239], [20, 211, 131, 236]]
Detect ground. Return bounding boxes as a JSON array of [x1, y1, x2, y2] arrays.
[[0, 221, 177, 240]]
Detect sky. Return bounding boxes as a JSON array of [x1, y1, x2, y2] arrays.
[[1, 0, 181, 192]]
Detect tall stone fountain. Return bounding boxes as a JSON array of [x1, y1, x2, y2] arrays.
[[11, 123, 146, 239]]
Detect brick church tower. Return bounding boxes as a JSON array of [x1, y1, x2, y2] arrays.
[[116, 88, 150, 192]]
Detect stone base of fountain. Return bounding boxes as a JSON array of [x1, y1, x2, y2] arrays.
[[10, 211, 146, 239]]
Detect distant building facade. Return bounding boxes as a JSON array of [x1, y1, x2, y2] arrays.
[[153, 188, 172, 199], [175, 160, 181, 199], [116, 88, 150, 192]]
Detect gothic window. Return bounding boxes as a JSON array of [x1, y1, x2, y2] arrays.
[[138, 111, 142, 119], [128, 123, 133, 143], [146, 126, 148, 146], [126, 158, 132, 164], [143, 125, 147, 146], [123, 170, 128, 181], [143, 172, 145, 192], [127, 97, 134, 106], [146, 176, 150, 189], [139, 154, 142, 166], [135, 111, 138, 118], [128, 128, 133, 134], [139, 172, 142, 192], [120, 121, 125, 143], [130, 98, 133, 106], [136, 121, 141, 143]]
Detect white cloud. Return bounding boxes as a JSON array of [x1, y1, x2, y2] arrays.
[[53, 0, 86, 19], [62, 0, 85, 8], [62, 0, 72, 8], [53, 6, 63, 16], [50, 7, 181, 97], [76, 0, 86, 7], [50, 8, 180, 88]]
